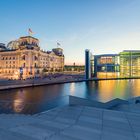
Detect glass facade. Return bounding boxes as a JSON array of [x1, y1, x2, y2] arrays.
[[94, 55, 120, 78], [85, 50, 140, 79], [120, 51, 140, 77]]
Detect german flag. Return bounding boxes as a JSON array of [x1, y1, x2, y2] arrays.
[[28, 28, 33, 36]]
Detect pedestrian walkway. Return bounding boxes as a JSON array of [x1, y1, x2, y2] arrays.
[[0, 105, 140, 140]]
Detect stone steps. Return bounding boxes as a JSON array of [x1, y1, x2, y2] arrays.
[[0, 105, 139, 140]]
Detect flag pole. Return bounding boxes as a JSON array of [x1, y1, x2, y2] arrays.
[[57, 42, 61, 48]]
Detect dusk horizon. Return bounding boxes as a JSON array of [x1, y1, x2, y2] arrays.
[[0, 0, 140, 65]]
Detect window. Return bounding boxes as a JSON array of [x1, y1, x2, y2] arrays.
[[34, 63, 37, 68], [23, 63, 25, 67], [22, 55, 25, 60], [34, 56, 38, 60]]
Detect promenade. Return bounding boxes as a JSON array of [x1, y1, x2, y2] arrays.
[[0, 74, 84, 90], [1, 73, 140, 91], [0, 104, 140, 140]]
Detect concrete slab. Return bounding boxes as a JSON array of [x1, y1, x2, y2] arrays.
[[0, 105, 139, 140], [10, 125, 55, 140], [62, 125, 101, 140]]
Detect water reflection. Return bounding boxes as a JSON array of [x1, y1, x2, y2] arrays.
[[70, 83, 75, 95], [97, 80, 132, 102], [131, 79, 140, 97], [0, 79, 140, 114], [13, 89, 26, 113]]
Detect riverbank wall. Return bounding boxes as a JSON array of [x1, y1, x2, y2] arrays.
[[0, 76, 140, 91]]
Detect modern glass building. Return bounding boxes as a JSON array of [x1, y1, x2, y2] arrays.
[[94, 54, 120, 78], [85, 50, 93, 79], [85, 50, 140, 79], [119, 50, 140, 77]]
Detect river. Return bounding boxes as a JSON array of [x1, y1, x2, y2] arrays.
[[0, 79, 140, 114]]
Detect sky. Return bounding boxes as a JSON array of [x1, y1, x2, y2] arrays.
[[0, 0, 140, 65]]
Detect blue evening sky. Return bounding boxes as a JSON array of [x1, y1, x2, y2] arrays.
[[0, 0, 140, 64]]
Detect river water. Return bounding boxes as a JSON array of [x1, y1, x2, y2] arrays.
[[0, 79, 140, 114]]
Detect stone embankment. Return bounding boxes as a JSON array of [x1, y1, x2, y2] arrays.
[[0, 75, 84, 90], [0, 74, 140, 91]]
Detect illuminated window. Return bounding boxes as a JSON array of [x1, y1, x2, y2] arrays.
[[23, 63, 25, 67]]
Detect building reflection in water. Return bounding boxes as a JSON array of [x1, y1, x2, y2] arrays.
[[85, 81, 99, 100], [131, 79, 140, 97], [13, 89, 26, 113], [70, 83, 76, 95], [98, 80, 116, 102], [12, 84, 66, 114], [97, 80, 134, 102]]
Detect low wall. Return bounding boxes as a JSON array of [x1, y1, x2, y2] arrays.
[[69, 96, 128, 109]]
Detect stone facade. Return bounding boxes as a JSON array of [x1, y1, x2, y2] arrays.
[[0, 36, 64, 79]]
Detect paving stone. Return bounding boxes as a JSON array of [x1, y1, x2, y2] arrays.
[[0, 128, 38, 140], [74, 124, 101, 134], [125, 112, 140, 119], [126, 115, 140, 126], [29, 123, 64, 133], [34, 114, 56, 121], [104, 109, 125, 118], [76, 119, 102, 131], [103, 119, 131, 131], [129, 120, 140, 126], [101, 132, 136, 140], [54, 116, 76, 125], [102, 125, 134, 137], [127, 115, 140, 121], [131, 125, 140, 133], [62, 106, 83, 113], [10, 125, 55, 140], [134, 132, 140, 140], [42, 111, 59, 116], [57, 111, 80, 119], [34, 120, 69, 130], [82, 107, 103, 119], [78, 115, 102, 125], [103, 115, 128, 123], [0, 117, 34, 129], [49, 134, 80, 140], [62, 125, 101, 140], [0, 116, 41, 129], [84, 106, 103, 113]]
